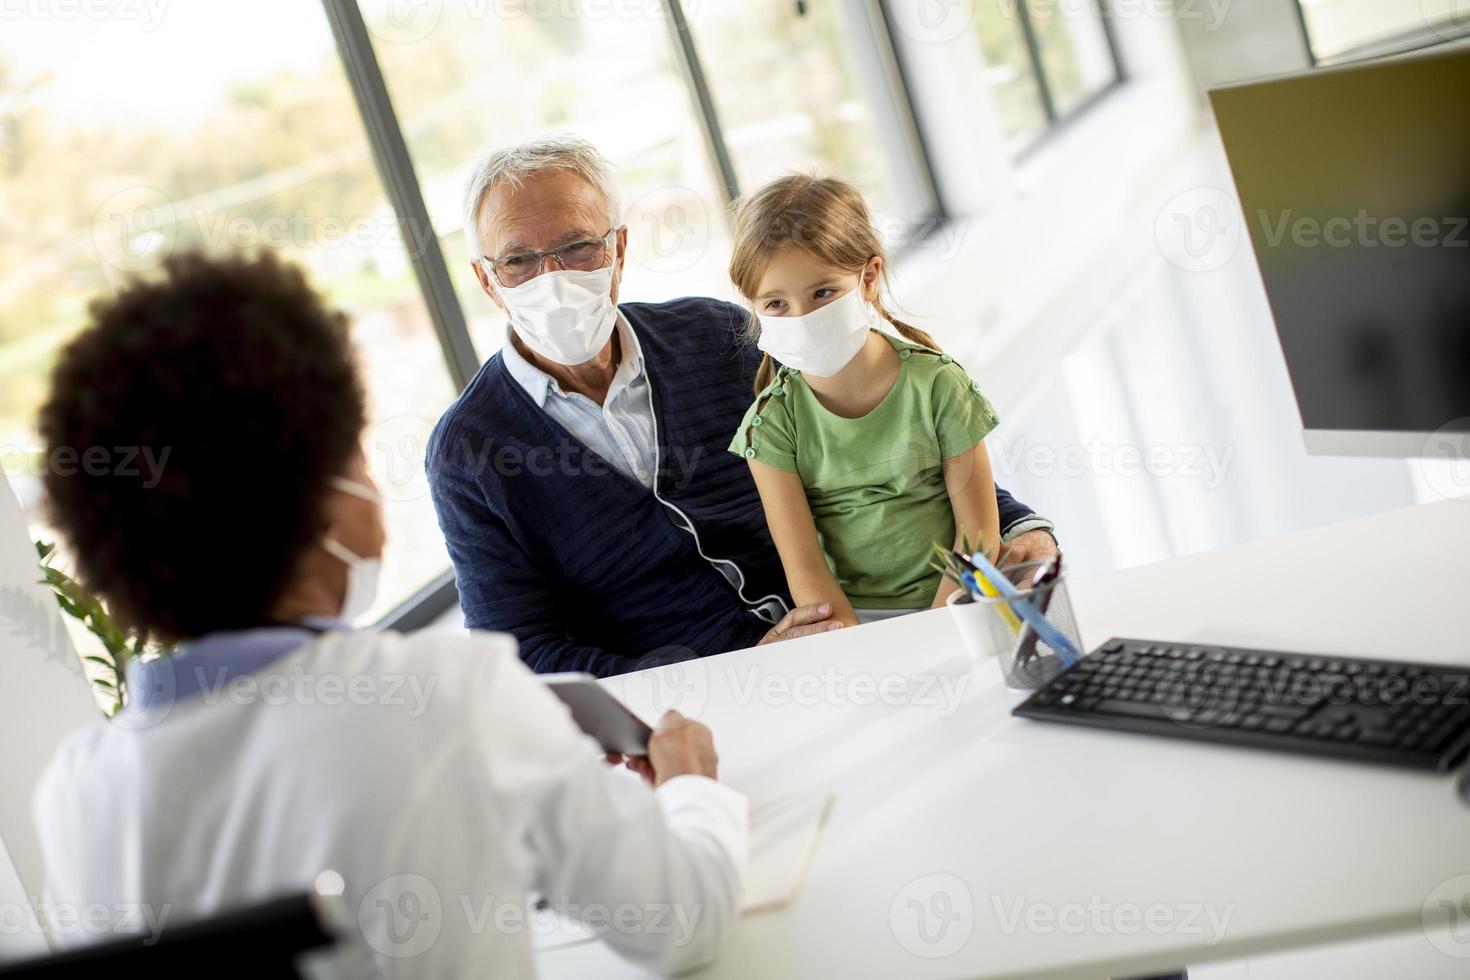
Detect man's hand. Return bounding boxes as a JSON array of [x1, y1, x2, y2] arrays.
[[997, 529, 1060, 569], [757, 602, 844, 645], [625, 711, 719, 785]]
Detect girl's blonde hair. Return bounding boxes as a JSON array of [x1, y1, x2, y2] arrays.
[[729, 174, 940, 394]]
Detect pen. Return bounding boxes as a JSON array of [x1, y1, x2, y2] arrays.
[[1013, 556, 1061, 667], [962, 567, 1023, 633], [966, 550, 1082, 666]]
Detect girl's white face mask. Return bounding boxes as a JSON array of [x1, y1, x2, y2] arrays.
[[755, 285, 874, 377], [495, 251, 619, 366], [321, 477, 383, 622]]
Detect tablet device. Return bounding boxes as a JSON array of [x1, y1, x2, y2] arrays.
[[543, 673, 654, 756]]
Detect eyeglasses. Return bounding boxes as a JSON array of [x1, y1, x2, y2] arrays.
[[480, 227, 618, 288]]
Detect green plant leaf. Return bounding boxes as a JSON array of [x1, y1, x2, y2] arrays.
[[34, 537, 157, 721]]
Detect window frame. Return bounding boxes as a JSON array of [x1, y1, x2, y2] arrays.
[[663, 0, 947, 224], [1006, 0, 1127, 151]]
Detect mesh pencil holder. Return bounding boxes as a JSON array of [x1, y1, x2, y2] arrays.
[[946, 559, 1083, 691]]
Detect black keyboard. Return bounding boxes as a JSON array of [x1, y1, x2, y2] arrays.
[[1014, 638, 1470, 772]]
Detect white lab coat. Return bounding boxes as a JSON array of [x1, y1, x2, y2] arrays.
[[31, 629, 748, 978]]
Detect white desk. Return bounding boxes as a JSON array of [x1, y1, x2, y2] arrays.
[[539, 500, 1470, 979]]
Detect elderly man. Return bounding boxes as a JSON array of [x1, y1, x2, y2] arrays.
[[426, 135, 1059, 676]]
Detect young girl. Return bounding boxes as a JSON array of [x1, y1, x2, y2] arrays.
[[728, 175, 1001, 627]]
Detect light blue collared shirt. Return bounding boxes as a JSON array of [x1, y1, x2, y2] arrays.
[[127, 616, 349, 712], [501, 313, 658, 490]]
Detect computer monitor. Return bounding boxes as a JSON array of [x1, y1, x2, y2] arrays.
[[1210, 47, 1470, 457]]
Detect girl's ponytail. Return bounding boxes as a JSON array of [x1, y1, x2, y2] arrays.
[[753, 352, 777, 393], [871, 295, 941, 353], [891, 320, 942, 352]]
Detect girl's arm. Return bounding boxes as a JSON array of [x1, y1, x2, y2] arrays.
[[934, 441, 1002, 608], [746, 459, 861, 628]]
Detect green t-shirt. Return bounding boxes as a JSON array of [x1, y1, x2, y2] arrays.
[[729, 331, 999, 609]]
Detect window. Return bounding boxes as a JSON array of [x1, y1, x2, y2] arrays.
[[970, 0, 1121, 151], [1025, 0, 1118, 115], [2, 0, 1030, 634], [683, 0, 935, 222], [1297, 0, 1470, 63], [358, 0, 734, 357], [0, 0, 458, 625], [973, 0, 1050, 148]]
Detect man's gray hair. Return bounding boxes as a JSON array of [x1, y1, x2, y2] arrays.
[[462, 134, 622, 257]]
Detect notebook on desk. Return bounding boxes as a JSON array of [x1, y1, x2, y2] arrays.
[[742, 787, 833, 914], [533, 787, 834, 952]]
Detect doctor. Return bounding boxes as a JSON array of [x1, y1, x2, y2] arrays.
[[32, 252, 746, 977]]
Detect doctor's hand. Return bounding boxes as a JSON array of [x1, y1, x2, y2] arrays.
[[996, 529, 1059, 569], [757, 602, 844, 646], [626, 711, 719, 786]]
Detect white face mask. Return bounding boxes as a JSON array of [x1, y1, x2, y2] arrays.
[[755, 284, 874, 377], [321, 477, 382, 622], [495, 251, 619, 366]]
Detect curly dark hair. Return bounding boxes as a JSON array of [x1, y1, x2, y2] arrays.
[[38, 251, 367, 642]]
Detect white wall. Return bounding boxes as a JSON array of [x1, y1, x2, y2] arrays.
[[877, 1, 1437, 578], [888, 0, 1205, 388], [0, 470, 98, 957]]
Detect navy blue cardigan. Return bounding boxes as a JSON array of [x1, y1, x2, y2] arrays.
[[426, 297, 1038, 676]]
